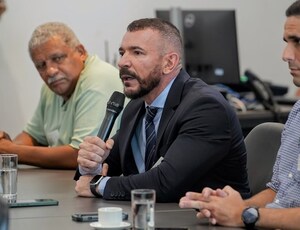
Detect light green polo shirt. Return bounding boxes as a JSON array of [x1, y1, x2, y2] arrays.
[[24, 55, 123, 149]]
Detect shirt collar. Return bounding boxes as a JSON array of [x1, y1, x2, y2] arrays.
[[145, 78, 176, 109]]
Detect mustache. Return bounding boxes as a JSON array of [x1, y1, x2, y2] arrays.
[[119, 68, 138, 79], [47, 75, 66, 84]]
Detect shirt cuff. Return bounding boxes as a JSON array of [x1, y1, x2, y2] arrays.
[[98, 176, 110, 196], [79, 164, 102, 176]]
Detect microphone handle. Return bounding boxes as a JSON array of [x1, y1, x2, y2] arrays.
[[97, 111, 118, 142]]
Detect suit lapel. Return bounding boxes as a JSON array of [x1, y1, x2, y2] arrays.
[[156, 70, 190, 145]]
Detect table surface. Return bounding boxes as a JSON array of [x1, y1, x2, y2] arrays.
[[9, 166, 243, 230]]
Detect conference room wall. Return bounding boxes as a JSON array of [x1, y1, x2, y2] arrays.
[[0, 0, 294, 138]]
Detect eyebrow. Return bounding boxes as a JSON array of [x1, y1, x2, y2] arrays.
[[129, 46, 143, 50], [119, 45, 144, 51], [284, 35, 300, 42]]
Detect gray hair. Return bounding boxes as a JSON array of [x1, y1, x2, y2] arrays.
[[28, 22, 81, 57]]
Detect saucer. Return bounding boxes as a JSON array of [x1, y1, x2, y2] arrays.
[[90, 221, 131, 229]]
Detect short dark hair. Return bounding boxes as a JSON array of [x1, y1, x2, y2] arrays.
[[127, 18, 183, 58], [286, 0, 300, 17]]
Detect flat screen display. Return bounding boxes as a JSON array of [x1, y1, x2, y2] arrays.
[[156, 10, 241, 85]]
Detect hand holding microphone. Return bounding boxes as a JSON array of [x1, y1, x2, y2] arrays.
[[75, 91, 125, 179]]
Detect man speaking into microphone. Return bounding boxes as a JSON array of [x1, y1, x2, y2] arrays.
[[75, 18, 250, 202]]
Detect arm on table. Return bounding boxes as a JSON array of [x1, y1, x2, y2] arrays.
[[179, 186, 300, 230], [0, 131, 78, 169]]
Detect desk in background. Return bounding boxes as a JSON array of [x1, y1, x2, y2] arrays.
[[10, 166, 242, 230], [237, 105, 291, 136]]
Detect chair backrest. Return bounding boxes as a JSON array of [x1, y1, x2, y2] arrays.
[[245, 122, 284, 196]]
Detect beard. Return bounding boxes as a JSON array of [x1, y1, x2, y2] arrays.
[[120, 66, 162, 99]]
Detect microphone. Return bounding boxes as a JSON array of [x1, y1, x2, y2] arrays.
[[97, 91, 125, 141], [73, 91, 125, 181]]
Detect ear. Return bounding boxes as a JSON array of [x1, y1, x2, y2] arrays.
[[162, 52, 180, 74], [75, 44, 88, 61]]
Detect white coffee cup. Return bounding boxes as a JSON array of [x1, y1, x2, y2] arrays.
[[98, 207, 122, 227]]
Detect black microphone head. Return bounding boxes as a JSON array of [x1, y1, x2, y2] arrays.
[[106, 91, 125, 115]]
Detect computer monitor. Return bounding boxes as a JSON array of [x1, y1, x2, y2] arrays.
[[156, 10, 241, 85]]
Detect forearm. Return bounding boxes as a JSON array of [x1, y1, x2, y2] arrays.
[[7, 144, 78, 169], [2, 131, 78, 169], [257, 207, 300, 230], [13, 131, 38, 145], [244, 188, 276, 207]]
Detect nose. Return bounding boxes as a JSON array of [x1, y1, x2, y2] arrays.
[[282, 43, 295, 63], [118, 53, 131, 69], [45, 62, 59, 77]]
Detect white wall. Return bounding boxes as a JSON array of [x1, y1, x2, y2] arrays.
[[0, 0, 294, 137]]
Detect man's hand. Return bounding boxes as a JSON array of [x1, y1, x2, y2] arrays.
[[179, 186, 246, 227], [0, 131, 11, 141], [78, 136, 114, 171], [75, 163, 109, 197], [0, 131, 13, 153], [75, 175, 95, 197]]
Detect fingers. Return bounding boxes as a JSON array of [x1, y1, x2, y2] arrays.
[[195, 206, 217, 225], [202, 187, 217, 199], [101, 163, 109, 176], [209, 217, 217, 225], [0, 131, 11, 140], [222, 185, 234, 193], [184, 188, 216, 202], [197, 209, 217, 225], [77, 151, 101, 169], [197, 209, 212, 218], [78, 136, 109, 169], [106, 139, 114, 150], [186, 187, 227, 200], [216, 188, 228, 198], [179, 197, 211, 211], [80, 136, 103, 152], [179, 191, 221, 226], [179, 196, 190, 204], [184, 191, 205, 201], [222, 185, 241, 199], [75, 175, 94, 197], [82, 135, 103, 144]]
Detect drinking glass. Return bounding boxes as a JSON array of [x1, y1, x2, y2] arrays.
[[0, 154, 18, 203], [131, 189, 155, 229]]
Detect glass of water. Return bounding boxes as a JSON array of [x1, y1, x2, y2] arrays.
[[0, 154, 18, 203], [131, 189, 155, 230]]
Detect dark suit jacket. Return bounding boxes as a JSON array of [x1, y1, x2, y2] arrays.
[[103, 69, 250, 202]]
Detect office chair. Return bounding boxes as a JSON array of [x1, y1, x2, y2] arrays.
[[245, 122, 284, 196], [0, 197, 8, 230]]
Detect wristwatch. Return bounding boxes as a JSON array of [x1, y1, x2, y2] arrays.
[[241, 206, 260, 229], [89, 175, 105, 198]]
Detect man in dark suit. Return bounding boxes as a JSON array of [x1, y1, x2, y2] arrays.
[[75, 18, 250, 202]]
